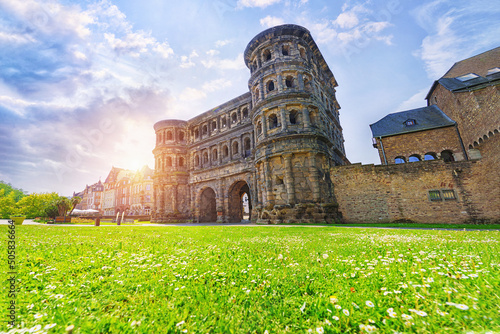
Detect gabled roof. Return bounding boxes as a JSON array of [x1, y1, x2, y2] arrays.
[[426, 46, 500, 100], [442, 46, 500, 78], [426, 71, 500, 100], [370, 105, 456, 138]]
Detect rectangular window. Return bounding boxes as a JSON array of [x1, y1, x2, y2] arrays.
[[428, 189, 457, 201], [442, 190, 456, 200], [146, 184, 151, 191], [428, 190, 442, 201]]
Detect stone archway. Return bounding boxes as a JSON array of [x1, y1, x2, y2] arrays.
[[228, 181, 251, 223], [199, 187, 217, 223]]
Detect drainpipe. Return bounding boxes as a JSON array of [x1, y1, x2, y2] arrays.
[[378, 137, 388, 165], [455, 124, 469, 161]]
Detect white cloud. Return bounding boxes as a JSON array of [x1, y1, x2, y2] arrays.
[[333, 11, 359, 29], [260, 15, 285, 28], [237, 0, 282, 9], [201, 53, 245, 71], [396, 88, 429, 111], [215, 39, 232, 48], [202, 78, 233, 93], [411, 0, 500, 79]]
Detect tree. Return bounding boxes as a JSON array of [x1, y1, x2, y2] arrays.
[[16, 193, 59, 218], [68, 196, 82, 216], [55, 197, 71, 221], [0, 189, 16, 218]]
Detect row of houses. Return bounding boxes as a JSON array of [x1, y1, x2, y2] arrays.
[[73, 166, 154, 216]]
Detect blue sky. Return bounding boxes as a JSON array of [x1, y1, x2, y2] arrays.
[[0, 0, 499, 195]]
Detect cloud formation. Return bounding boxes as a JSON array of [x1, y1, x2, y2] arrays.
[[412, 0, 500, 78], [0, 0, 174, 194]]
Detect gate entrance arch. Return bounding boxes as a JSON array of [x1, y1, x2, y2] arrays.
[[199, 187, 217, 222], [228, 181, 251, 223]]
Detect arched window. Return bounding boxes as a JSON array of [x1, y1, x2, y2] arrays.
[[242, 107, 248, 119], [212, 149, 218, 161], [254, 88, 260, 101], [395, 157, 406, 164], [194, 155, 200, 167], [179, 131, 185, 141], [269, 114, 278, 129], [252, 60, 257, 71], [267, 80, 275, 92], [263, 49, 272, 61], [221, 117, 227, 128], [231, 113, 237, 123], [282, 44, 289, 56], [166, 156, 172, 166], [232, 141, 239, 155], [211, 120, 217, 131], [194, 129, 199, 139], [285, 76, 294, 88], [304, 79, 312, 92], [257, 121, 262, 135], [166, 131, 173, 141], [223, 145, 229, 158], [441, 150, 454, 162], [289, 110, 298, 124], [244, 137, 251, 157], [179, 157, 184, 167], [424, 153, 437, 160], [299, 48, 306, 59], [202, 125, 208, 135], [409, 154, 421, 162], [203, 152, 209, 164]]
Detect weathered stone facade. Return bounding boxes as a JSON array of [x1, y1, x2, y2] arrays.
[[152, 25, 348, 223], [152, 25, 500, 225]]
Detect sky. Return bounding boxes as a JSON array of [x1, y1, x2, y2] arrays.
[[0, 0, 499, 196]]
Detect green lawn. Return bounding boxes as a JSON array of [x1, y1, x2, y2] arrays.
[[3, 226, 500, 333]]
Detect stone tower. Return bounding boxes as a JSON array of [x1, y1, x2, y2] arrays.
[[244, 24, 348, 222], [152, 120, 190, 223]]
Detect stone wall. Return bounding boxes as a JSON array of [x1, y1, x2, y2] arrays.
[[376, 126, 465, 164], [428, 84, 500, 149], [332, 134, 500, 224]]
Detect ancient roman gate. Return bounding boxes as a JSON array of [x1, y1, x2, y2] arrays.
[[152, 25, 348, 223]]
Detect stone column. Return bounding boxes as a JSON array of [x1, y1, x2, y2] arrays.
[[172, 185, 178, 213], [262, 114, 268, 138], [298, 73, 304, 90], [308, 153, 321, 202], [263, 158, 274, 206], [280, 107, 288, 132], [277, 73, 283, 91], [302, 107, 311, 129], [259, 80, 265, 100], [239, 136, 243, 158], [283, 154, 295, 205], [218, 143, 222, 164]]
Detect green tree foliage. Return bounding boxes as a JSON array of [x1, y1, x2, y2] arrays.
[[0, 181, 26, 202], [0, 189, 16, 218], [16, 193, 60, 218]]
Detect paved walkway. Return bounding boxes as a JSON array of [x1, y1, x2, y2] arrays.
[[0, 219, 498, 231]]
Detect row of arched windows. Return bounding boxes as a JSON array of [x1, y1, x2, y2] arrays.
[[156, 155, 185, 171], [192, 107, 250, 141], [193, 137, 253, 168], [250, 42, 308, 73], [156, 129, 185, 144], [256, 109, 302, 136], [394, 150, 454, 164], [253, 73, 313, 102]]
